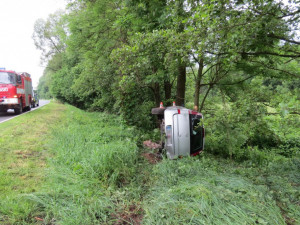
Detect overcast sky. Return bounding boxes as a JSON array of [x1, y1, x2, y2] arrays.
[[0, 0, 67, 87]]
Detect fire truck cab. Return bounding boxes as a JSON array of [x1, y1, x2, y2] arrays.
[[0, 70, 33, 114]]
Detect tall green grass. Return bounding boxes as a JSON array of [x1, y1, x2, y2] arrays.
[[27, 105, 140, 224], [0, 103, 140, 224]]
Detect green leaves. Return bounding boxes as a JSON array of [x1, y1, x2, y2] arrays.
[[35, 0, 299, 131], [33, 11, 67, 61]]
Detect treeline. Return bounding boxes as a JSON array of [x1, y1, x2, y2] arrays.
[[35, 0, 299, 155]]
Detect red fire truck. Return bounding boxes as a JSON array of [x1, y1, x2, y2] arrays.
[[0, 70, 33, 114]]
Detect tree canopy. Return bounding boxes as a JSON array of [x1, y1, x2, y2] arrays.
[[35, 0, 299, 129]]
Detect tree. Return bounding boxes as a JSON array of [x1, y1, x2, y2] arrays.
[[33, 0, 299, 130], [33, 11, 67, 62], [184, 0, 300, 111]]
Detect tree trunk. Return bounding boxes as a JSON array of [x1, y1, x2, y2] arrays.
[[199, 85, 212, 112], [176, 59, 186, 106], [164, 80, 172, 101], [154, 82, 161, 107], [193, 58, 204, 111], [175, 0, 186, 107]]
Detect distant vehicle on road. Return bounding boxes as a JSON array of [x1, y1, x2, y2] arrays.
[[31, 90, 39, 108]]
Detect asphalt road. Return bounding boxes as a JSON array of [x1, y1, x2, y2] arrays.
[[0, 100, 50, 124]]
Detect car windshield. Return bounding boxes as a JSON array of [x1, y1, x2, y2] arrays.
[[0, 72, 16, 84]]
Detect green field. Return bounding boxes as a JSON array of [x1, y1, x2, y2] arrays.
[[0, 102, 299, 224]]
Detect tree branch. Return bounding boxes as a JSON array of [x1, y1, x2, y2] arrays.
[[48, 37, 62, 54], [240, 51, 300, 58], [268, 34, 300, 45], [205, 50, 300, 58], [218, 74, 257, 86], [249, 59, 300, 78]]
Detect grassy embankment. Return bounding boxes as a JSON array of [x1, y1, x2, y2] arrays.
[[0, 102, 65, 223], [0, 101, 299, 224]]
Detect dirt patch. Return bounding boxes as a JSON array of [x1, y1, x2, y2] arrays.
[[142, 140, 162, 164], [112, 205, 144, 225], [14, 150, 39, 159], [143, 140, 161, 150], [142, 152, 162, 164]]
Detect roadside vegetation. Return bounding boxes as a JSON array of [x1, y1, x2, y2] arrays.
[[1, 0, 298, 224], [0, 101, 299, 224], [0, 102, 66, 223]]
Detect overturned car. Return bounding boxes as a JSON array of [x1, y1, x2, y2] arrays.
[[152, 103, 205, 159]]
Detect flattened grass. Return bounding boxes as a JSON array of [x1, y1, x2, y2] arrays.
[[143, 155, 299, 225], [143, 157, 282, 224]]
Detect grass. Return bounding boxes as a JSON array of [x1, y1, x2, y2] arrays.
[[0, 102, 66, 223], [31, 106, 140, 224], [142, 156, 289, 225], [0, 101, 299, 224]]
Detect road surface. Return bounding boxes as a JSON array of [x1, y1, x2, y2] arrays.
[[0, 100, 50, 124]]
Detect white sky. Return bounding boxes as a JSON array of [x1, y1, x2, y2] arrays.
[[0, 0, 67, 88]]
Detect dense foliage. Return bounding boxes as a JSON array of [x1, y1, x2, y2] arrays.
[[35, 1, 299, 153]]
